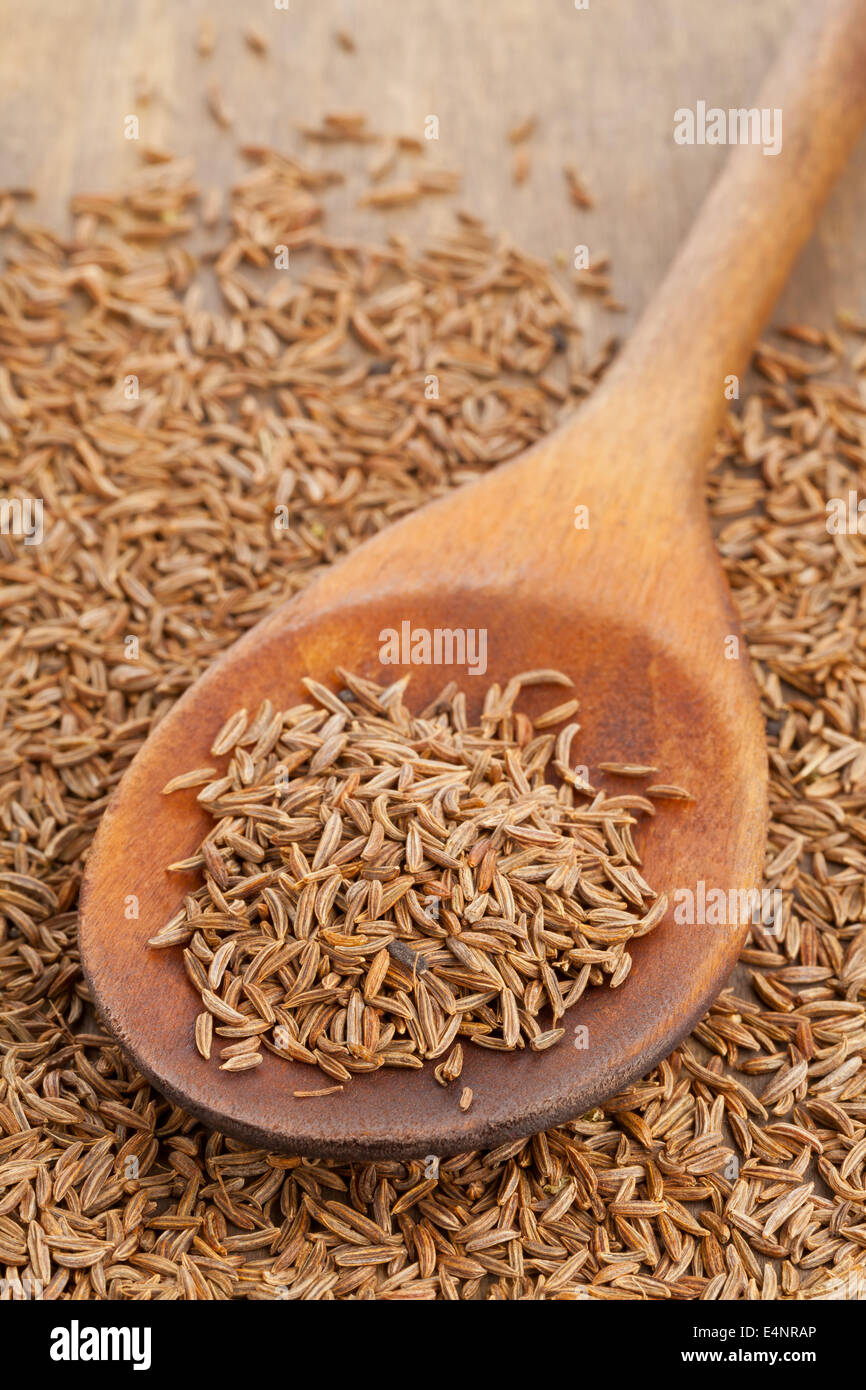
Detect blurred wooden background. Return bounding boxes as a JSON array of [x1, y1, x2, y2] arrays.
[[1, 0, 865, 338]]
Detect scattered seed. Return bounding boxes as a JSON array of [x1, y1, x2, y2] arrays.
[[598, 763, 659, 777], [244, 25, 268, 56], [206, 80, 232, 129], [508, 115, 537, 144], [197, 17, 215, 57], [563, 164, 594, 209]]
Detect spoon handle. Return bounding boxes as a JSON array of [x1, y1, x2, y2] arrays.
[[595, 0, 866, 478]]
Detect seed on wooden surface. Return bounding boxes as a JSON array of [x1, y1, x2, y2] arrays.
[[161, 767, 217, 794], [533, 698, 580, 727], [598, 763, 659, 777], [244, 25, 268, 56], [197, 17, 215, 56], [646, 784, 695, 801], [206, 80, 232, 129], [220, 1052, 264, 1072], [508, 115, 537, 144], [513, 147, 531, 186], [563, 163, 594, 209], [195, 1011, 213, 1060]]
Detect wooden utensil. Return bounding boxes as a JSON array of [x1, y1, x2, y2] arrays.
[[80, 0, 866, 1159]]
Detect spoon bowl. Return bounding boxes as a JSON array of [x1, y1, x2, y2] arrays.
[[79, 420, 766, 1160]]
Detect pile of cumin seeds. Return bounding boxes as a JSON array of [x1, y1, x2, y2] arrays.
[[152, 669, 672, 1086], [1, 137, 865, 1299]]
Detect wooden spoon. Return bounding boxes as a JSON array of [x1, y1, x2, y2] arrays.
[[80, 0, 866, 1159]]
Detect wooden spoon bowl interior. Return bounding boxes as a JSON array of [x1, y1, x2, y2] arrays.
[[80, 585, 765, 1160]]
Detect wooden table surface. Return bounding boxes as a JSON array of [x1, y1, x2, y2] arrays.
[[4, 2, 864, 1137], [2, 0, 866, 340]]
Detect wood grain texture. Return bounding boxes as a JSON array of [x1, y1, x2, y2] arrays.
[[2, 0, 865, 347]]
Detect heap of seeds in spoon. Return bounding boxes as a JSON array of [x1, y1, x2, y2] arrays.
[[150, 668, 684, 1091]]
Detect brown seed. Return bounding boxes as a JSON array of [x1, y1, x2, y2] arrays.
[[508, 115, 537, 144], [598, 762, 659, 777], [194, 1012, 213, 1060], [513, 147, 531, 186], [197, 17, 215, 56], [244, 25, 268, 56], [206, 80, 232, 129], [533, 698, 581, 728], [219, 1052, 263, 1072], [563, 163, 594, 209], [161, 767, 217, 794], [646, 784, 695, 801]]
